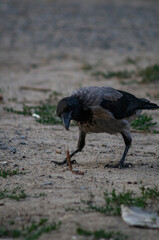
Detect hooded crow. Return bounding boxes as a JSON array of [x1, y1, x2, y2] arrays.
[[54, 86, 159, 168]]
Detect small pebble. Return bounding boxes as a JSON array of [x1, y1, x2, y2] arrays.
[[72, 168, 79, 172], [13, 164, 19, 168], [46, 150, 52, 154], [56, 149, 61, 154], [9, 147, 16, 154], [72, 236, 77, 240], [43, 182, 53, 186], [57, 176, 65, 179], [19, 142, 27, 145], [127, 181, 132, 184]]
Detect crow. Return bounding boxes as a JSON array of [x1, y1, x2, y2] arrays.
[[53, 86, 159, 168]]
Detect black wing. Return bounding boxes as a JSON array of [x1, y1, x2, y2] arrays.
[[100, 90, 149, 119]]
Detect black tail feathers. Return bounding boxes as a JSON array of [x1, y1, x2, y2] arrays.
[[140, 98, 159, 110]]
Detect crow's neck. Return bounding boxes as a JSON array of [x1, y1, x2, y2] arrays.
[[69, 96, 92, 123], [73, 108, 92, 123]]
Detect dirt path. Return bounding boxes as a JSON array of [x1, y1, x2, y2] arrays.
[[0, 0, 159, 239]]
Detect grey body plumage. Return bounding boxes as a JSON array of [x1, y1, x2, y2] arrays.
[[55, 86, 159, 168]]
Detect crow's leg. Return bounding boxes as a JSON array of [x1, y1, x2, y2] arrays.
[[118, 132, 132, 168], [105, 132, 132, 169], [52, 130, 86, 165]]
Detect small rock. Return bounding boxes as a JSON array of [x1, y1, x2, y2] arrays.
[[57, 176, 65, 179], [9, 147, 16, 154], [127, 181, 132, 184], [31, 63, 38, 68], [19, 142, 27, 145], [13, 164, 19, 168], [43, 182, 53, 186], [46, 149, 52, 154], [72, 168, 79, 172], [21, 136, 26, 139], [72, 236, 77, 240], [56, 149, 61, 154]]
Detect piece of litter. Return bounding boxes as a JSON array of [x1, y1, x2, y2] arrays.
[[66, 149, 84, 175], [0, 161, 9, 167], [121, 205, 159, 229], [32, 113, 40, 119]]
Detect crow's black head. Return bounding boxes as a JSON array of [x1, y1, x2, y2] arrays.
[[57, 96, 81, 130]]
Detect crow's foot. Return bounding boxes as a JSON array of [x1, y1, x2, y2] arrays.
[[104, 162, 133, 169], [51, 159, 77, 166]]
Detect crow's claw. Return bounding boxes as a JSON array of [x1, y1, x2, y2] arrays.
[[104, 162, 133, 169], [104, 163, 119, 168], [51, 159, 77, 166], [71, 159, 77, 164]]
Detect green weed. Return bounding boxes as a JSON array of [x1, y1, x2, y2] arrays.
[[0, 186, 27, 201], [39, 193, 47, 197], [81, 63, 93, 71], [0, 169, 23, 178], [92, 70, 132, 79], [82, 186, 159, 216], [0, 227, 22, 238], [0, 219, 61, 239], [8, 97, 17, 102], [131, 113, 157, 132], [146, 92, 159, 100], [77, 227, 127, 240], [3, 104, 62, 125], [48, 91, 62, 101], [120, 80, 137, 85], [138, 64, 159, 83], [125, 57, 137, 65]]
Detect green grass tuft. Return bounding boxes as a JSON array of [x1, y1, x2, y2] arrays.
[[81, 63, 93, 71], [0, 219, 61, 239], [138, 64, 159, 83], [131, 113, 157, 132], [92, 70, 132, 79], [82, 186, 159, 216], [3, 104, 62, 125], [77, 227, 127, 240], [125, 57, 137, 65], [0, 169, 24, 178], [0, 186, 27, 201]]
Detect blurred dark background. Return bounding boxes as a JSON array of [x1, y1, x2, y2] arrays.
[[0, 0, 159, 67]]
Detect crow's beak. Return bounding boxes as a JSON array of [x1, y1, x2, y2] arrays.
[[61, 112, 72, 130]]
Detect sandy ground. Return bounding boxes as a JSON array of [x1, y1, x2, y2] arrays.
[[0, 0, 159, 239]]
